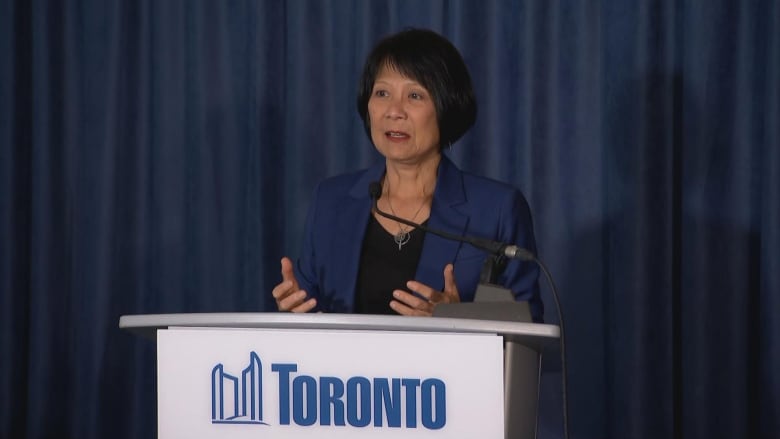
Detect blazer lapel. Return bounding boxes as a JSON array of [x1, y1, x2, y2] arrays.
[[333, 161, 386, 308], [414, 155, 469, 291], [334, 157, 469, 299]]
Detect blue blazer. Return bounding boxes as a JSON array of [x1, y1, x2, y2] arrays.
[[293, 155, 543, 321]]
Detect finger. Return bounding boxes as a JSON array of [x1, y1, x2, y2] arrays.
[[271, 280, 295, 300], [390, 296, 431, 316], [291, 297, 318, 313], [392, 290, 434, 314], [441, 263, 460, 303], [277, 289, 309, 312], [405, 280, 439, 303], [280, 257, 299, 289]]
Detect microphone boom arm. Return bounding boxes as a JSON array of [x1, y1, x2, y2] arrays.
[[368, 182, 535, 262]]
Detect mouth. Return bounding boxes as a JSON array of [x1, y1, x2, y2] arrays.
[[385, 130, 410, 140]]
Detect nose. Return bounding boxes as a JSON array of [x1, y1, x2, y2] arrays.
[[384, 96, 407, 120]]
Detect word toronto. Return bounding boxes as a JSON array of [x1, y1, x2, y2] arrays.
[[271, 363, 447, 429]]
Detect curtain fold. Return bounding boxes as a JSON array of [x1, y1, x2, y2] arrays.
[[1, 1, 778, 438]]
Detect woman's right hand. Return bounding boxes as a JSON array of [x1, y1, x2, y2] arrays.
[[272, 257, 317, 312]]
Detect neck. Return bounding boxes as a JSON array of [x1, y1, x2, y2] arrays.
[[383, 154, 440, 200]]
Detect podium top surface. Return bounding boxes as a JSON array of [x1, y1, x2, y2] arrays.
[[119, 312, 559, 347]]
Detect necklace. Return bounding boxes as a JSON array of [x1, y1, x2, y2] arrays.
[[384, 179, 427, 250]]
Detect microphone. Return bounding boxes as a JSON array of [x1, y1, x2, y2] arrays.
[[368, 180, 569, 439], [368, 182, 535, 261]]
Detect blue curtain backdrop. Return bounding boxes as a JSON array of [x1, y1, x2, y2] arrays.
[[1, 1, 778, 438]]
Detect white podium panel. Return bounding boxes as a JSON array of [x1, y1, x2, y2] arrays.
[[157, 327, 505, 439]]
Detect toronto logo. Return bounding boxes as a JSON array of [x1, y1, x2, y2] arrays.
[[210, 351, 447, 430], [211, 351, 268, 425]]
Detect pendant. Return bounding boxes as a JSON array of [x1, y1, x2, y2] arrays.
[[394, 230, 411, 250]]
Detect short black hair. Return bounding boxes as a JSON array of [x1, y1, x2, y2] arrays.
[[356, 28, 477, 148]]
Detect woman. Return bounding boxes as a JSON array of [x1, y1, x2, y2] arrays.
[[272, 28, 543, 321]]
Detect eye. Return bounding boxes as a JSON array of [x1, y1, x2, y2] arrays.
[[409, 91, 424, 100], [373, 89, 389, 98]]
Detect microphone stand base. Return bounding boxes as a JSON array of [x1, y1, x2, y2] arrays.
[[433, 283, 532, 323]]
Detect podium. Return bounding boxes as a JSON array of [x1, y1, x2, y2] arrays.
[[119, 313, 559, 439]]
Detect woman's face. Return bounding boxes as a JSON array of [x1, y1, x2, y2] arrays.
[[368, 65, 440, 165]]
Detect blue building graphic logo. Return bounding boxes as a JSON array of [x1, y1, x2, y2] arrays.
[[211, 351, 268, 425]]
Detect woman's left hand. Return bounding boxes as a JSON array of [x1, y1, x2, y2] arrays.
[[390, 264, 460, 316]]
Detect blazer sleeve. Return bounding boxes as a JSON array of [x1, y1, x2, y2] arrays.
[[293, 182, 323, 311], [496, 188, 544, 322]]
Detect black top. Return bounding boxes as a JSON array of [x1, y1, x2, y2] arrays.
[[355, 214, 426, 314]]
